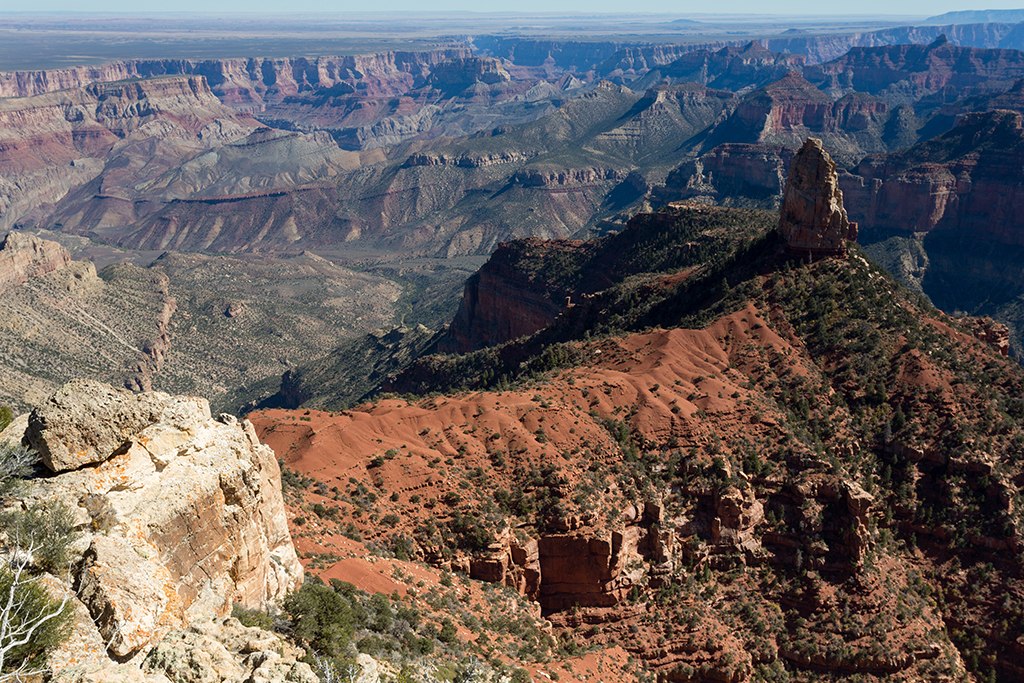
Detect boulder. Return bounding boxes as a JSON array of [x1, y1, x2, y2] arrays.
[[778, 137, 856, 258], [26, 378, 171, 473]]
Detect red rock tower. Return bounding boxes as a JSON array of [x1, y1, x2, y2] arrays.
[[779, 137, 857, 258]]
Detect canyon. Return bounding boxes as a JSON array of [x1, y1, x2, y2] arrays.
[[7, 27, 1024, 414], [6, 19, 1024, 681]]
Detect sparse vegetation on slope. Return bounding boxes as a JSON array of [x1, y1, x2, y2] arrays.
[[254, 203, 1024, 682]]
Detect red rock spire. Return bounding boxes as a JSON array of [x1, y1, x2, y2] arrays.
[[778, 137, 858, 258]]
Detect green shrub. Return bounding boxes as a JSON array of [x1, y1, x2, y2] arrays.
[[0, 501, 79, 574], [283, 577, 357, 656], [231, 603, 275, 631], [438, 617, 458, 644], [369, 592, 393, 632], [0, 566, 73, 676], [0, 441, 33, 497]]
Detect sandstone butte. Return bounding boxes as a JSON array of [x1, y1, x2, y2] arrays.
[[1, 379, 307, 682], [778, 137, 858, 258]]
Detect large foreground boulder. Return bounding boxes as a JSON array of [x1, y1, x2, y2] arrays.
[[26, 378, 170, 472]]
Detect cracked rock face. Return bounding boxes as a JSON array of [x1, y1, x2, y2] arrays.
[[778, 137, 854, 257], [19, 380, 303, 664]]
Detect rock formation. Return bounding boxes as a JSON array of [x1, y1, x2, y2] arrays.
[[0, 231, 71, 291], [428, 56, 512, 93], [778, 138, 856, 257], [706, 72, 894, 165], [437, 238, 584, 353], [624, 41, 806, 94], [13, 379, 303, 668]]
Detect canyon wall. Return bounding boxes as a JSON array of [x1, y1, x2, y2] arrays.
[[0, 49, 471, 108], [841, 108, 1024, 243], [805, 34, 1024, 103], [0, 74, 260, 231]]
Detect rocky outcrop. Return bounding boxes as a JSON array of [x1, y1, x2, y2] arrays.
[[0, 231, 71, 291], [724, 72, 891, 151], [779, 138, 856, 257], [140, 617, 317, 683], [959, 316, 1011, 356], [17, 380, 303, 664], [733, 72, 834, 135], [52, 617, 316, 683]]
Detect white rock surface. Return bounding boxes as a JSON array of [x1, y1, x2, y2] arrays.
[[14, 379, 304, 673]]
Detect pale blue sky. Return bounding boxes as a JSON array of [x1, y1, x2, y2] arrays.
[[1, 3, 1022, 16]]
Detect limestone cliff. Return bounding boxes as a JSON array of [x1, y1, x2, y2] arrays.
[[10, 379, 303, 667]]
